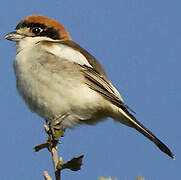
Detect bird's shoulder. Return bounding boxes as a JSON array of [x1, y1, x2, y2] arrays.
[[40, 40, 110, 82]]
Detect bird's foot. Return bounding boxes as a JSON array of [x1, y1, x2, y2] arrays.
[[34, 113, 69, 152], [49, 113, 69, 140]]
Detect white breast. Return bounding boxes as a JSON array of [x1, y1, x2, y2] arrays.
[[13, 37, 108, 128]]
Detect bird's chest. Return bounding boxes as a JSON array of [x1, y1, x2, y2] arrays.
[[13, 45, 107, 128], [13, 50, 102, 122], [14, 50, 75, 119]]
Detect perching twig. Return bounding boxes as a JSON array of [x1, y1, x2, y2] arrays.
[[34, 114, 84, 180], [49, 141, 60, 180], [44, 124, 61, 180]]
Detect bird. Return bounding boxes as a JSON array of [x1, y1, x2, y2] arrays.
[[5, 15, 174, 159]]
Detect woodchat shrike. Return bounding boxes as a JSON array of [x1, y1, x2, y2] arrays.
[[5, 15, 174, 159]]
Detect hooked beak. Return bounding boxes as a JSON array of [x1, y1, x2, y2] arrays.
[[4, 31, 26, 42]]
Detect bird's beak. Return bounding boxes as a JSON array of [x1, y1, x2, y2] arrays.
[[4, 31, 26, 42]]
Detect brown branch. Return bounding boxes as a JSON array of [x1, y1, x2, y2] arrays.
[[50, 142, 60, 180], [44, 124, 61, 180], [34, 114, 84, 180], [34, 142, 50, 152]]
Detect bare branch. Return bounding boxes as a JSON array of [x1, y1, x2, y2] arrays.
[[34, 142, 50, 152], [49, 142, 60, 180], [34, 114, 84, 180]]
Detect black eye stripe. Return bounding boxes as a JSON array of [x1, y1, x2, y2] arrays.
[[16, 21, 61, 40], [38, 27, 60, 40]]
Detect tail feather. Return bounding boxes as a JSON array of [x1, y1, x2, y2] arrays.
[[118, 107, 175, 159]]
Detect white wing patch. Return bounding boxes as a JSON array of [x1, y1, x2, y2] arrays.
[[45, 43, 93, 67]]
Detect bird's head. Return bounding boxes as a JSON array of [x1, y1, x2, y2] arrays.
[[5, 15, 72, 42]]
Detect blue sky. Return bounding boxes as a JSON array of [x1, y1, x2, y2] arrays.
[[1, 0, 180, 179]]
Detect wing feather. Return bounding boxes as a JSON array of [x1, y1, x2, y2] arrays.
[[80, 65, 135, 113]]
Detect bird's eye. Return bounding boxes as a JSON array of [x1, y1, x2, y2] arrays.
[[32, 27, 42, 35]]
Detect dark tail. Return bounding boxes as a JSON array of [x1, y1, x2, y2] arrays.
[[118, 107, 175, 159]]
